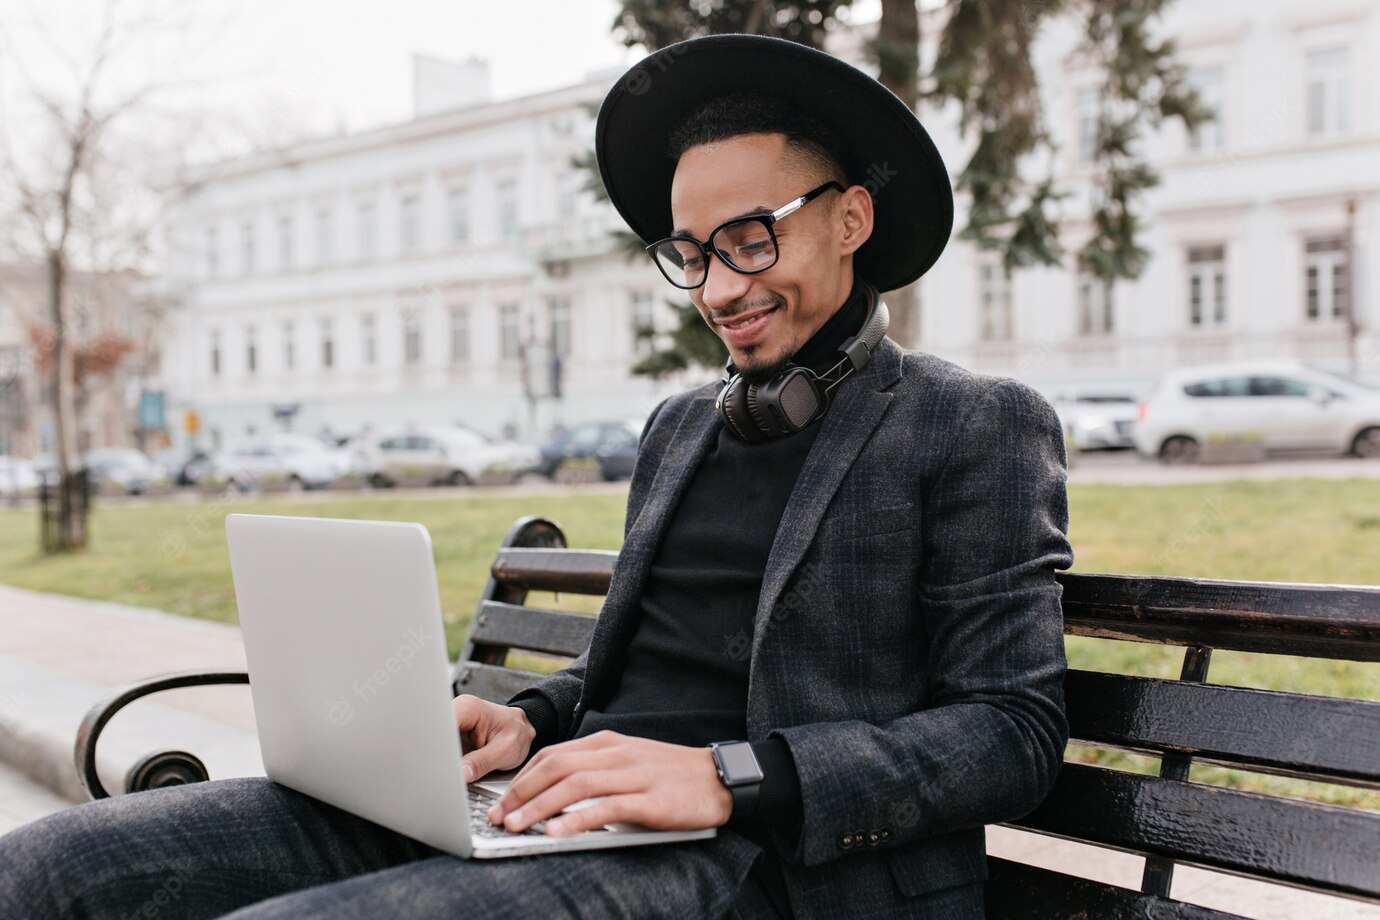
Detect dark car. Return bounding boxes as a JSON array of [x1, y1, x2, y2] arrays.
[[539, 420, 642, 482]]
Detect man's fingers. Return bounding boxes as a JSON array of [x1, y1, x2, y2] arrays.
[[499, 770, 638, 833], [546, 794, 653, 836], [495, 746, 625, 817]]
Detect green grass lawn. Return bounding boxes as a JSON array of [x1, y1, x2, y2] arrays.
[[1, 478, 1377, 806]]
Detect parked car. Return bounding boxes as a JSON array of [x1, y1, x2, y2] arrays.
[[266, 433, 359, 479], [0, 456, 40, 498], [1134, 362, 1380, 463], [538, 420, 642, 482], [363, 426, 539, 488], [153, 448, 216, 486], [1052, 393, 1139, 451], [210, 438, 341, 491], [82, 448, 170, 495]]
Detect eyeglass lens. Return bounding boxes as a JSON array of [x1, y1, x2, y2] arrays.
[[650, 217, 777, 289]]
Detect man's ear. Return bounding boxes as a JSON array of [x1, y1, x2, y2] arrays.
[[837, 185, 874, 257]]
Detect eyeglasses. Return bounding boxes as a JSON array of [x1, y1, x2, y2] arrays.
[[646, 181, 844, 290]]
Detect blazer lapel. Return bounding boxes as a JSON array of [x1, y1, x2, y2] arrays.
[[751, 338, 903, 656], [580, 395, 720, 704]]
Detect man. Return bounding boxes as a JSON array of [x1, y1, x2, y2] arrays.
[[0, 35, 1072, 919]]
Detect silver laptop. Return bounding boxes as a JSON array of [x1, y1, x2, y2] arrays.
[[225, 513, 716, 858]]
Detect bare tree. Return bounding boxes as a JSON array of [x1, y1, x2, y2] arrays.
[[0, 0, 193, 550]]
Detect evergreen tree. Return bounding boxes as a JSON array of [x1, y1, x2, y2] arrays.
[[593, 0, 1211, 377]]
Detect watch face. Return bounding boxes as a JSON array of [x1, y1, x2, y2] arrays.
[[716, 743, 765, 785]]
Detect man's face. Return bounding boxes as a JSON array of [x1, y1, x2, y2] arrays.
[[669, 133, 867, 380]]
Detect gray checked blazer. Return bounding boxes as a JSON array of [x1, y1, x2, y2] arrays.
[[512, 335, 1074, 919]]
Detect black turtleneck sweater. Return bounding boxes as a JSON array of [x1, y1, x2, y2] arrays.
[[512, 278, 870, 918]]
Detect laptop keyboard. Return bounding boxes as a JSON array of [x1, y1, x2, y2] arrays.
[[468, 785, 549, 838]]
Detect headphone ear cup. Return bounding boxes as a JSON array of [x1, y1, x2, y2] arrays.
[[744, 384, 775, 438], [718, 375, 767, 444]]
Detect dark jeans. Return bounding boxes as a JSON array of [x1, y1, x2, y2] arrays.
[[0, 777, 782, 919]]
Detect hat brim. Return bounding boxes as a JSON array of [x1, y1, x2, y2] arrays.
[[595, 34, 953, 293]]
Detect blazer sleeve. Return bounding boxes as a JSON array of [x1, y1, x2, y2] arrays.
[[768, 378, 1074, 866], [504, 395, 677, 755]]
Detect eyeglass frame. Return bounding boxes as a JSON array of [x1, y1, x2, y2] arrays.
[[645, 180, 845, 290]]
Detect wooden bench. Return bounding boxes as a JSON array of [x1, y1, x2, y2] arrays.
[[75, 515, 1380, 918]]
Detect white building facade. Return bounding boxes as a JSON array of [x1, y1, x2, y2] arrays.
[[160, 0, 1379, 448]]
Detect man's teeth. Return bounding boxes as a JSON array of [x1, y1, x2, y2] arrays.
[[726, 309, 771, 329]]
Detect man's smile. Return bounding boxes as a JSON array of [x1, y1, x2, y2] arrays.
[[714, 305, 779, 348]]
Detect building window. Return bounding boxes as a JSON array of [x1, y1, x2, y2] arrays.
[[205, 226, 219, 279], [448, 187, 469, 244], [244, 326, 258, 375], [315, 207, 334, 265], [209, 329, 221, 377], [399, 194, 421, 254], [631, 290, 655, 358], [403, 312, 423, 367], [496, 179, 518, 241], [1077, 274, 1114, 335], [357, 200, 378, 260], [320, 317, 335, 370], [1187, 65, 1225, 154], [556, 172, 578, 222], [499, 303, 521, 359], [360, 313, 377, 367], [1305, 46, 1351, 138], [978, 263, 1013, 341], [449, 307, 469, 364], [1187, 245, 1228, 328], [277, 215, 293, 271], [1076, 87, 1102, 165], [282, 321, 295, 371], [240, 221, 255, 275], [550, 298, 571, 358], [1304, 236, 1347, 322]]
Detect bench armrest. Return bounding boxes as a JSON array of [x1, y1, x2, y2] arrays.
[[74, 670, 250, 801]]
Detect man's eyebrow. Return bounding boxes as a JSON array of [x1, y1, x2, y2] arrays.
[[673, 205, 773, 238]]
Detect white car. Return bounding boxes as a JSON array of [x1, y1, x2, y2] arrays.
[[211, 438, 342, 490], [364, 426, 539, 488], [82, 448, 170, 495], [1052, 394, 1139, 451], [0, 456, 39, 497], [1134, 362, 1380, 463]]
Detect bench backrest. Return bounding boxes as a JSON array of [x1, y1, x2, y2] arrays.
[[453, 516, 1380, 915]]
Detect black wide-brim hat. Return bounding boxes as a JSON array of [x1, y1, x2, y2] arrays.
[[595, 33, 954, 293]]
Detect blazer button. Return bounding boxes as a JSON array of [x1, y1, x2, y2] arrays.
[[867, 831, 881, 846], [879, 827, 892, 841]]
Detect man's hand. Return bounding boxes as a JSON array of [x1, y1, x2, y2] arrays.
[[453, 695, 536, 783], [485, 730, 733, 836]]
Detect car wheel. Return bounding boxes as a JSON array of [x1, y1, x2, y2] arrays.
[[1158, 436, 1201, 465], [368, 473, 393, 489], [1352, 427, 1380, 459], [447, 470, 473, 487]]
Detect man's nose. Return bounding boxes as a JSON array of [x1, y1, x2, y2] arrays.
[[699, 252, 752, 312]]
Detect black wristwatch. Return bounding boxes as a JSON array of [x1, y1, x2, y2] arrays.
[[709, 740, 764, 821]]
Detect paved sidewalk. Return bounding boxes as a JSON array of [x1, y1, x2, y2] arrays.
[[0, 584, 1375, 918]]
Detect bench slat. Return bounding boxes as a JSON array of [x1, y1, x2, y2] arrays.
[[985, 858, 1246, 920], [469, 601, 596, 659], [1067, 670, 1380, 788], [1059, 572, 1380, 661], [1011, 763, 1380, 898], [452, 662, 546, 704], [491, 548, 616, 596]]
